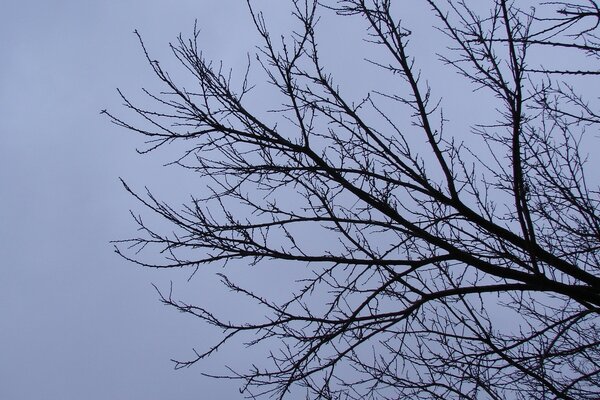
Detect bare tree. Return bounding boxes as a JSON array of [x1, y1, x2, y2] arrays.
[[105, 0, 600, 398]]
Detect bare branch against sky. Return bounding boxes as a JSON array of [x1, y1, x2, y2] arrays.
[[106, 1, 600, 399], [4, 1, 598, 399]]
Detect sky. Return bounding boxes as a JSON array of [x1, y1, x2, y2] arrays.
[[0, 1, 257, 399], [0, 1, 565, 399]]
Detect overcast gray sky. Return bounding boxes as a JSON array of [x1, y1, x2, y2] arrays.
[[0, 1, 494, 399], [0, 1, 258, 399]]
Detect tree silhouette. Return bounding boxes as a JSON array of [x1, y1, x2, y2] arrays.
[[106, 1, 600, 398]]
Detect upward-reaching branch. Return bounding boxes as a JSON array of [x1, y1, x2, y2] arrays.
[[108, 1, 600, 399]]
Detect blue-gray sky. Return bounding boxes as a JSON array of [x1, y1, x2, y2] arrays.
[[0, 1, 256, 399]]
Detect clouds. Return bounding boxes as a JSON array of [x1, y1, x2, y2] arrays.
[[1, 1, 248, 399]]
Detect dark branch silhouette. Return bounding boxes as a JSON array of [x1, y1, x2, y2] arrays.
[[106, 1, 600, 398]]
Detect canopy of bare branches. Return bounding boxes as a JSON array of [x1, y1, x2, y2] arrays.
[[107, 1, 600, 399]]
